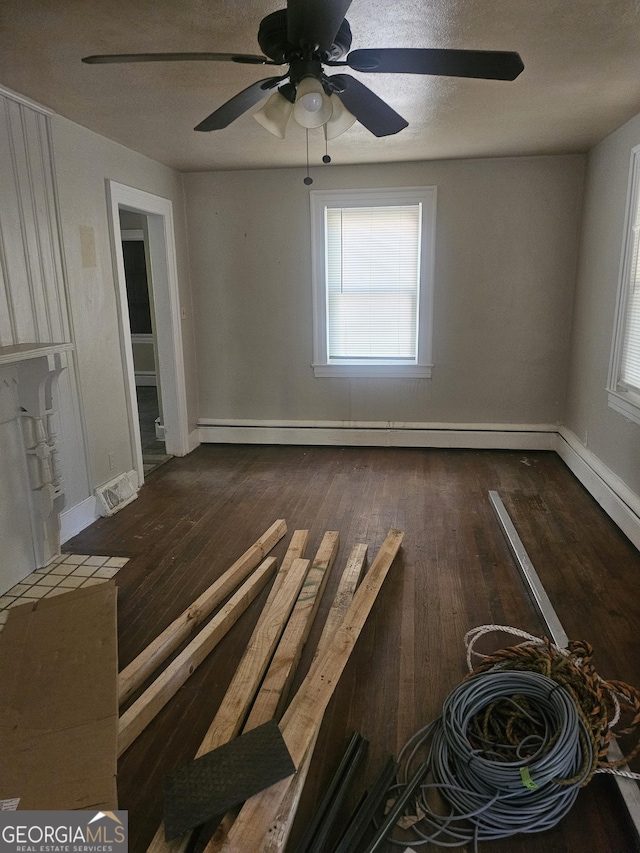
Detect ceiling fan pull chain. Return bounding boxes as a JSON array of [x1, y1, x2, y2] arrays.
[[304, 128, 313, 185], [323, 133, 331, 164]]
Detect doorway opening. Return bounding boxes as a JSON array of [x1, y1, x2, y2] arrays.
[[107, 181, 190, 488], [120, 218, 170, 476]]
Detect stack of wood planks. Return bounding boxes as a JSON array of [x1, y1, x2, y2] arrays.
[[115, 519, 404, 852]]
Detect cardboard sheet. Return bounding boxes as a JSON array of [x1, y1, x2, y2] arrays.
[[0, 583, 119, 810]]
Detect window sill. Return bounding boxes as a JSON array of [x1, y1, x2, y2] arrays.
[[313, 363, 433, 379], [607, 388, 640, 426]]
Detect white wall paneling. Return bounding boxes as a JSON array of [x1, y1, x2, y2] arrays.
[[0, 91, 69, 348], [0, 87, 87, 574]]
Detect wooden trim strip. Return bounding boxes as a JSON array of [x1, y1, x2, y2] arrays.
[[244, 531, 339, 731], [256, 541, 368, 853], [196, 556, 311, 757], [119, 519, 287, 705], [117, 557, 278, 757]]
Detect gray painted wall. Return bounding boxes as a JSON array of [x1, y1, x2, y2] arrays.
[[565, 112, 640, 495], [52, 115, 197, 492], [184, 155, 585, 426]]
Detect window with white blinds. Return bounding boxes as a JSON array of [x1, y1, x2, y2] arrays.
[[609, 145, 640, 425], [620, 223, 640, 391], [311, 188, 436, 378]]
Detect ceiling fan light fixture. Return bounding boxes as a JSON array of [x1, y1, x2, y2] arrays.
[[293, 77, 333, 128], [253, 90, 293, 138], [324, 94, 357, 139]]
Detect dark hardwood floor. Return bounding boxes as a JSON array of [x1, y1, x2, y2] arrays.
[[66, 445, 640, 852]]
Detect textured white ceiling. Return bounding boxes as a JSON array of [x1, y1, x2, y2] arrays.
[[2, 0, 640, 172]]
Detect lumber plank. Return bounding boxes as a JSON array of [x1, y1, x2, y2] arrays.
[[118, 556, 278, 757], [201, 532, 344, 853], [244, 530, 339, 730], [263, 529, 309, 603], [145, 531, 309, 853], [119, 519, 287, 705], [220, 530, 403, 852], [259, 542, 368, 853], [197, 555, 311, 756], [147, 554, 311, 853]]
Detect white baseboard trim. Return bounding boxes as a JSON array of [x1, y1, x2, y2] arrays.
[[555, 427, 640, 550], [188, 428, 200, 453], [198, 419, 558, 450], [135, 371, 157, 386], [60, 494, 99, 544]]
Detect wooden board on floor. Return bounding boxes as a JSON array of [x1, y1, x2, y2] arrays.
[[221, 530, 404, 852], [119, 520, 287, 705]]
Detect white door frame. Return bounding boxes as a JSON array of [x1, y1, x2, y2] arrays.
[[106, 181, 189, 485]]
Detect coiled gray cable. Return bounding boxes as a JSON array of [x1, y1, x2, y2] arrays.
[[386, 670, 593, 850]]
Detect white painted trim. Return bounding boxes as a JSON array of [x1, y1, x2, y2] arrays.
[[198, 420, 557, 450], [60, 494, 98, 544], [607, 143, 640, 422], [608, 388, 640, 427], [0, 342, 73, 366], [106, 181, 190, 487], [0, 84, 53, 115], [188, 428, 200, 453], [312, 363, 433, 378], [135, 371, 157, 386], [198, 417, 558, 431], [555, 427, 640, 550]]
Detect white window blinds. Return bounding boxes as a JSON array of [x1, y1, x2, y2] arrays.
[[325, 204, 421, 361], [620, 221, 640, 392]]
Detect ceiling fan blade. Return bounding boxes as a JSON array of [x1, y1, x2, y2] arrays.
[[195, 76, 286, 131], [82, 52, 277, 65], [286, 0, 353, 53], [329, 74, 408, 137], [344, 48, 524, 80]]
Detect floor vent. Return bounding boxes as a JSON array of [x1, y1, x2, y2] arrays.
[[95, 473, 137, 517]]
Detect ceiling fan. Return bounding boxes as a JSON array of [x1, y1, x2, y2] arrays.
[[82, 0, 524, 139]]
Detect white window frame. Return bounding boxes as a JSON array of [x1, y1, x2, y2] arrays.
[[608, 143, 640, 426], [310, 187, 436, 378]]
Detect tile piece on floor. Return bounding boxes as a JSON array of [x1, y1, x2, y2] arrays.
[[36, 575, 62, 587], [6, 584, 33, 597], [0, 553, 129, 635], [45, 587, 70, 598], [83, 555, 109, 567], [73, 565, 98, 577], [22, 586, 50, 599], [105, 557, 129, 568], [50, 563, 78, 575], [94, 566, 119, 579], [60, 554, 86, 565], [57, 576, 87, 589]]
